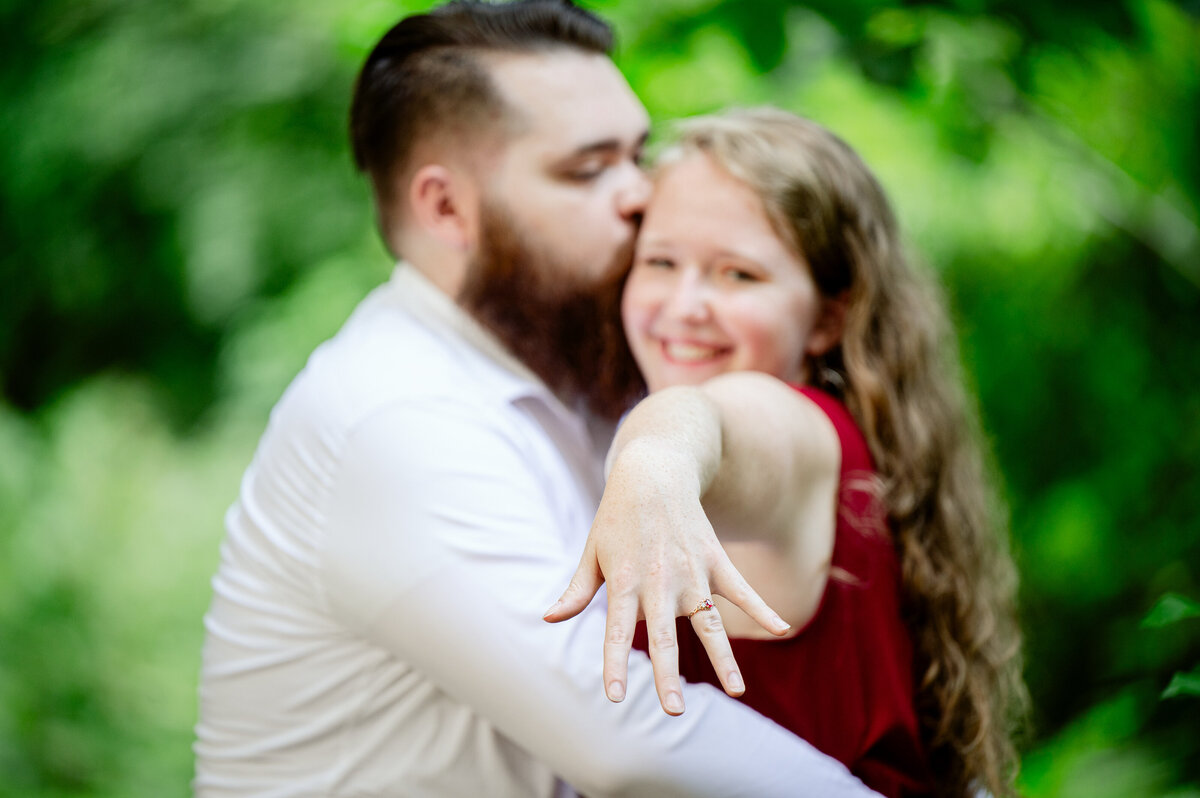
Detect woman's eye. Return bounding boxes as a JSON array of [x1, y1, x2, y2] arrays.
[[725, 267, 760, 282], [642, 256, 674, 268]]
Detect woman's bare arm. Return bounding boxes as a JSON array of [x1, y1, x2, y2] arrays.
[[544, 371, 841, 715]]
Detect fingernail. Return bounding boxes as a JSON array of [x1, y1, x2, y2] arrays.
[[607, 681, 625, 702], [542, 600, 561, 619], [664, 693, 685, 715], [773, 615, 790, 632], [728, 672, 744, 693]]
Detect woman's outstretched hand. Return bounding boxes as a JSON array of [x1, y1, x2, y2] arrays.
[[542, 439, 790, 716]]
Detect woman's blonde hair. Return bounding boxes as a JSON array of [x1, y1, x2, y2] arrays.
[[667, 107, 1027, 797]]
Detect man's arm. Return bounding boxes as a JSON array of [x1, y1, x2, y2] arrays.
[[545, 372, 841, 717], [321, 397, 874, 797]]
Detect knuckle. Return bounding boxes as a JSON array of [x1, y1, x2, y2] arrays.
[[645, 561, 666, 583], [610, 561, 637, 585], [695, 611, 725, 635], [605, 626, 632, 647], [606, 582, 638, 603], [648, 629, 678, 652]]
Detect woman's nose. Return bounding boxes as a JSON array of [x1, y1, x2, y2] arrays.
[[663, 273, 712, 323]]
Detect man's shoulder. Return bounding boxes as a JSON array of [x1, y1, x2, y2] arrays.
[[274, 288, 514, 440]]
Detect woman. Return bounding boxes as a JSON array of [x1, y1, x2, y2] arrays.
[[546, 108, 1026, 797]]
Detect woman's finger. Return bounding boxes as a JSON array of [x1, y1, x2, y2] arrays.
[[712, 558, 791, 636], [601, 588, 640, 703], [687, 599, 744, 697], [543, 542, 605, 623], [644, 609, 685, 715]]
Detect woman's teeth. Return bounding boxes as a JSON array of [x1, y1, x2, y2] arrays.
[[663, 341, 724, 362]]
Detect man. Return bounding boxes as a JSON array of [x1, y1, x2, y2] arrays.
[[195, 2, 878, 795]]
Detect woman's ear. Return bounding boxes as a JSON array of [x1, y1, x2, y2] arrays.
[[408, 164, 479, 253], [805, 290, 849, 357]]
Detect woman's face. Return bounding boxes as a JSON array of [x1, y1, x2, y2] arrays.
[[622, 152, 832, 393]]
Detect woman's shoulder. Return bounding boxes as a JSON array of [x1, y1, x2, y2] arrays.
[[792, 385, 875, 474]]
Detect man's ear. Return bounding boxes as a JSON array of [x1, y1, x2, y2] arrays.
[[407, 164, 478, 252], [805, 290, 849, 357]]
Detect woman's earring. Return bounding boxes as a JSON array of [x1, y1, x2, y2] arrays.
[[813, 355, 846, 395]]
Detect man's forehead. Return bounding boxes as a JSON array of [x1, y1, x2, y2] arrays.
[[485, 50, 648, 152]]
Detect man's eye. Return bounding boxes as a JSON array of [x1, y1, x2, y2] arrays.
[[566, 162, 605, 181]]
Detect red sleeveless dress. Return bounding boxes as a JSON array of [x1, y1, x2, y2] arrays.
[[637, 387, 932, 796]]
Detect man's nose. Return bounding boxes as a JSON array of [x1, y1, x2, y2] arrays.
[[616, 164, 652, 222]]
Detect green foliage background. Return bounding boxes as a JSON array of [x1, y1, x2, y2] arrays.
[[2, 0, 1198, 795]]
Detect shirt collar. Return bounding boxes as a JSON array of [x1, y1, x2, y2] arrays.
[[386, 262, 618, 460], [384, 262, 556, 405]]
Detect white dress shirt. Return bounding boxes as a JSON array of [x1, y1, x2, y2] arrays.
[[194, 264, 877, 797]]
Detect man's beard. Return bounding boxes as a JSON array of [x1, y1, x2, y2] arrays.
[[459, 201, 646, 421]]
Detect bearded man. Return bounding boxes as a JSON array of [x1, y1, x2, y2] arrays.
[[194, 2, 880, 796]]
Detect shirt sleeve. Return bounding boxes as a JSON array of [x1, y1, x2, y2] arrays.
[[319, 398, 880, 798]]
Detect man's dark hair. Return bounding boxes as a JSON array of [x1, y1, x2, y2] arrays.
[[349, 0, 613, 216]]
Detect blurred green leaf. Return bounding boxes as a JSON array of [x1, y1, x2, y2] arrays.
[[1143, 594, 1200, 629], [1163, 667, 1200, 699]]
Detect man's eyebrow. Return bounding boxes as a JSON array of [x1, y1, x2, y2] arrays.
[[562, 130, 650, 159]]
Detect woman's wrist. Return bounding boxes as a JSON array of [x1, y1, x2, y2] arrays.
[[607, 436, 708, 500]]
